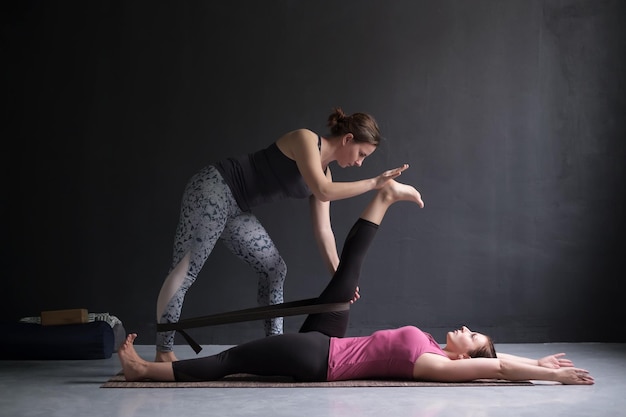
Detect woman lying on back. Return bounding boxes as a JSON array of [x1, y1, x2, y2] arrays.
[[121, 181, 594, 385]]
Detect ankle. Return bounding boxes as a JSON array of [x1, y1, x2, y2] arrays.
[[155, 351, 178, 362]]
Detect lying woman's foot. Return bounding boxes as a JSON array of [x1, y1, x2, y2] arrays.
[[380, 180, 424, 208], [118, 334, 150, 381], [360, 180, 424, 225]]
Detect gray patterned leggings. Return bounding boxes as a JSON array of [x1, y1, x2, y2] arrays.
[[156, 165, 286, 352]]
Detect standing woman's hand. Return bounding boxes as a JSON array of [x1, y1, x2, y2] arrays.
[[350, 286, 360, 304], [375, 164, 410, 189]]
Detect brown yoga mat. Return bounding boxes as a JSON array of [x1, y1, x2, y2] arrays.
[[101, 372, 534, 388]]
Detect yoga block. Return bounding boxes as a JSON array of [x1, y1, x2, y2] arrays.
[[41, 308, 88, 326]]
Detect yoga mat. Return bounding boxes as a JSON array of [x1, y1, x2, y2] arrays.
[[101, 372, 534, 388]]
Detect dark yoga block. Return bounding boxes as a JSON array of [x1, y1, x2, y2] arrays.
[[2, 320, 114, 360]]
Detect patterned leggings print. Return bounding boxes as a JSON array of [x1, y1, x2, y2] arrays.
[[156, 165, 287, 352]]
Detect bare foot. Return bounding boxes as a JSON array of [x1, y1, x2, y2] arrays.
[[118, 334, 150, 381], [380, 180, 424, 208], [155, 350, 178, 362]]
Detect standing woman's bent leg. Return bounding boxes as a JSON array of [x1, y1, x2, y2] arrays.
[[220, 212, 287, 336], [155, 166, 237, 360]]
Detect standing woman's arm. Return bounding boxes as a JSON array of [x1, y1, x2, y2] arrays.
[[280, 129, 406, 202], [309, 168, 361, 302], [309, 168, 339, 275]]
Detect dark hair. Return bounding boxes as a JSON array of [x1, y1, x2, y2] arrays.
[[469, 336, 497, 359], [327, 107, 381, 146]]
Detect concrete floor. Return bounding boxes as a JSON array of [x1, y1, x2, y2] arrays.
[[1, 342, 624, 417]]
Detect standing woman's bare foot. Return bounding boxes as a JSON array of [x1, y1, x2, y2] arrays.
[[118, 334, 150, 381]]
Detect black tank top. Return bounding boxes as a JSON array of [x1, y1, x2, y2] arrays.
[[213, 139, 318, 212]]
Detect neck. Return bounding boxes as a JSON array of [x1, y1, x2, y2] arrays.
[[319, 136, 337, 168], [442, 347, 459, 360]]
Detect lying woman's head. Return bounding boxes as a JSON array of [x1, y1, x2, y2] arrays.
[[446, 326, 497, 359]]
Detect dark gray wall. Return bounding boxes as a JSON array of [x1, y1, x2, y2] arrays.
[[5, 0, 625, 345]]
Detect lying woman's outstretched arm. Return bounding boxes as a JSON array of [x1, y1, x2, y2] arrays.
[[413, 353, 594, 385], [497, 352, 575, 368]]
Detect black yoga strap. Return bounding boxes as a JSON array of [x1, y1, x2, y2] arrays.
[[156, 298, 350, 354]]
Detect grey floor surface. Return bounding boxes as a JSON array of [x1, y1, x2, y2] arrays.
[[1, 342, 625, 417]]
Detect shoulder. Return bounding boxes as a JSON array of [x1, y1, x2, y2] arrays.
[[412, 351, 450, 376], [277, 129, 319, 158], [281, 129, 318, 142]]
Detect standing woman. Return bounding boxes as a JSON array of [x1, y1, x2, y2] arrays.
[[155, 108, 410, 361]]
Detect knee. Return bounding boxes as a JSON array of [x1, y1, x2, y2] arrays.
[[277, 257, 287, 276], [267, 257, 287, 279]]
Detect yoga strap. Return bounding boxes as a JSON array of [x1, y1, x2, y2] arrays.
[[156, 298, 350, 354]]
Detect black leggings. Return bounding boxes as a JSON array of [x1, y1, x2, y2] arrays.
[[172, 218, 379, 382]]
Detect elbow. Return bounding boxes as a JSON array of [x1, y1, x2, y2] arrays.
[[312, 185, 332, 202], [496, 360, 508, 380], [498, 358, 532, 382]]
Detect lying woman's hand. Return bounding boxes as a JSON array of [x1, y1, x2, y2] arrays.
[[538, 353, 574, 369], [555, 367, 594, 385]]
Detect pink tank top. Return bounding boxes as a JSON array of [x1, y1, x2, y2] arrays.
[[327, 326, 447, 381]]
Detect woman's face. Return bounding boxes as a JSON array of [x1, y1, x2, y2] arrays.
[[337, 136, 377, 168], [446, 326, 490, 358]]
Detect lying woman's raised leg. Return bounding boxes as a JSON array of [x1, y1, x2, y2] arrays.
[[298, 180, 423, 337]]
